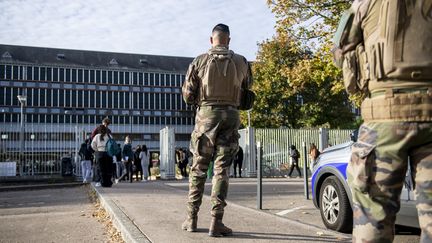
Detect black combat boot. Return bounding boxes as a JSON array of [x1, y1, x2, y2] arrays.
[[208, 215, 232, 237], [181, 215, 198, 232]]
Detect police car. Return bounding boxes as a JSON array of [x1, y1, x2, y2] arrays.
[[311, 132, 419, 233]]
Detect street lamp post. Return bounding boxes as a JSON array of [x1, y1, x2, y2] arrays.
[[17, 95, 27, 176]]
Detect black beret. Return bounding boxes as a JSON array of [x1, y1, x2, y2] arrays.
[[212, 23, 230, 35]]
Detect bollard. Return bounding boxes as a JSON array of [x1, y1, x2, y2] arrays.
[[303, 142, 309, 200], [257, 141, 262, 210]]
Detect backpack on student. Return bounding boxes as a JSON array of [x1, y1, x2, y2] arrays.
[[106, 137, 121, 157]]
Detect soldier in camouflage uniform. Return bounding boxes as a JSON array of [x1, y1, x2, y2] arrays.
[[334, 0, 432, 242], [181, 23, 252, 237]]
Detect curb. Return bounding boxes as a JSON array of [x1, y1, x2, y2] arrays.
[[92, 184, 152, 243], [0, 182, 83, 192]]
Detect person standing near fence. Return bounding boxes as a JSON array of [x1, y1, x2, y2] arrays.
[[233, 146, 243, 178], [91, 126, 113, 187], [308, 143, 320, 168], [288, 145, 301, 178], [90, 117, 111, 186], [181, 23, 252, 237], [79, 139, 92, 183], [139, 145, 150, 182]]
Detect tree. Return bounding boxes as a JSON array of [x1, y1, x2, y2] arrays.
[[244, 0, 357, 129]]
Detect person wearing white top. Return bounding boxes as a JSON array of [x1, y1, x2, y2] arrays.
[[139, 145, 150, 181], [91, 127, 113, 187]]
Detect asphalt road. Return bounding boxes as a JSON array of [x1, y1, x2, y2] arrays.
[[166, 177, 421, 243]]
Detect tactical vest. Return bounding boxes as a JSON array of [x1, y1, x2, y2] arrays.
[[368, 0, 432, 82], [198, 47, 247, 107]]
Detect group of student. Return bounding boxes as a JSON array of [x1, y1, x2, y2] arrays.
[[78, 117, 152, 188]]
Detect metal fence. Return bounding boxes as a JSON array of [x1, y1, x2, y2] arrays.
[[0, 124, 83, 179], [255, 128, 353, 177]]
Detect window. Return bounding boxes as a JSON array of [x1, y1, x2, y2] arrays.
[[96, 91, 101, 108], [0, 65, 4, 79], [65, 69, 71, 82], [139, 93, 144, 109], [12, 65, 19, 80], [139, 73, 144, 85], [59, 68, 65, 82], [101, 91, 107, 108], [47, 68, 52, 81], [46, 89, 52, 107], [113, 92, 118, 109], [119, 92, 124, 109], [161, 93, 166, 110], [72, 90, 77, 107], [102, 70, 107, 84], [108, 71, 112, 84], [40, 89, 46, 107], [133, 72, 138, 85], [155, 93, 160, 110], [96, 70, 101, 83], [150, 73, 154, 86], [83, 69, 89, 83], [65, 90, 71, 107], [155, 73, 159, 86], [114, 71, 118, 84], [78, 69, 83, 83], [144, 73, 149, 85], [125, 92, 129, 109], [125, 72, 130, 85], [33, 67, 41, 80], [133, 92, 138, 109], [53, 68, 59, 81], [52, 89, 58, 107], [83, 90, 89, 108], [119, 72, 124, 85], [72, 69, 77, 82], [150, 93, 154, 109], [5, 65, 12, 79], [90, 90, 95, 107], [90, 70, 95, 83]]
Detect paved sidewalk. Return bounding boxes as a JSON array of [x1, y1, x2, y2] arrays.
[[93, 180, 351, 243]]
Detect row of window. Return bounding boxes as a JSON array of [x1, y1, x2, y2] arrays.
[[0, 113, 194, 126], [0, 87, 191, 111], [0, 64, 186, 86], [0, 132, 190, 142]]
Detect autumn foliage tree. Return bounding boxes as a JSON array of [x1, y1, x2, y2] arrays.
[[244, 0, 357, 129]]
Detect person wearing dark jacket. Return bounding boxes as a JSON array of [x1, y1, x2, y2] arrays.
[[116, 136, 134, 183], [134, 145, 143, 181], [79, 139, 93, 183], [233, 146, 244, 178], [288, 145, 301, 178]]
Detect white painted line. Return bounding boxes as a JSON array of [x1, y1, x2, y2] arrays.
[[276, 206, 307, 216]]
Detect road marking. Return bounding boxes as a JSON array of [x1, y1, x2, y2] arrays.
[[276, 206, 307, 216]]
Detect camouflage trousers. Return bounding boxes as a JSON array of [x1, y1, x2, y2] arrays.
[[347, 122, 432, 243], [186, 106, 240, 218]]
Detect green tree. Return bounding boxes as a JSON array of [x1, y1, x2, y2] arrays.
[[244, 0, 357, 129]]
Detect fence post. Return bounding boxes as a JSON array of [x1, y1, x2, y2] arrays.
[[245, 127, 256, 178], [159, 127, 176, 180], [319, 128, 329, 151], [256, 141, 262, 210], [303, 142, 309, 199]]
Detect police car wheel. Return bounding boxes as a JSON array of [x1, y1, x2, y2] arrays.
[[319, 176, 352, 233]]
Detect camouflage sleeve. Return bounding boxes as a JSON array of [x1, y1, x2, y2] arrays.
[[182, 59, 200, 105], [243, 58, 253, 89], [333, 0, 370, 67]]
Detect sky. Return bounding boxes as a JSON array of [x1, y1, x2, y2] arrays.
[[0, 0, 277, 60]]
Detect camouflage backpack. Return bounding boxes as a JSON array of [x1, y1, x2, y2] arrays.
[[334, 0, 432, 95]]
